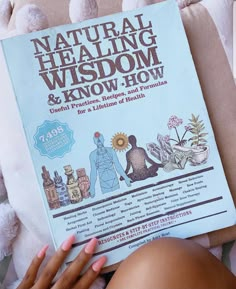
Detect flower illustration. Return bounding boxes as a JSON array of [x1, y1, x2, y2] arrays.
[[163, 135, 170, 142], [167, 115, 183, 129], [184, 125, 191, 131], [168, 115, 190, 146]]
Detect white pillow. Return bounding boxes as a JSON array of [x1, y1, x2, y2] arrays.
[[0, 0, 234, 285], [201, 0, 233, 69]]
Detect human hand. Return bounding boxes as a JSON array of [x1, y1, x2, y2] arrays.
[[17, 235, 107, 289]]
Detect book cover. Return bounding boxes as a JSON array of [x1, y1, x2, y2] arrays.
[[1, 0, 235, 270]]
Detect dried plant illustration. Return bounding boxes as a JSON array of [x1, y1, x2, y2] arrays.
[[147, 114, 209, 171], [147, 134, 173, 165]]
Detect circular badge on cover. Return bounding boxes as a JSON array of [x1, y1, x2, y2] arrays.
[[34, 120, 75, 158]]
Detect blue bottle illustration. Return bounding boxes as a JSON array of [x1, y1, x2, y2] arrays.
[[54, 171, 71, 206]]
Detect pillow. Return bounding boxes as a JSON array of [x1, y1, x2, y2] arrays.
[[7, 0, 122, 31], [0, 0, 235, 285], [181, 1, 236, 247], [201, 0, 234, 70]]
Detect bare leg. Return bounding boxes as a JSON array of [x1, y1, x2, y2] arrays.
[[106, 237, 236, 289]]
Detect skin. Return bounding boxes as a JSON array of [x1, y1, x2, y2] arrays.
[[107, 237, 236, 289], [18, 237, 236, 289], [16, 236, 106, 289]]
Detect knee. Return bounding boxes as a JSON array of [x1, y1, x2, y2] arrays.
[[107, 237, 236, 289], [118, 237, 205, 276]]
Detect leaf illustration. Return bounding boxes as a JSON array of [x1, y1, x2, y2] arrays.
[[188, 136, 198, 141], [199, 139, 207, 143], [188, 114, 208, 147], [191, 141, 199, 146], [199, 133, 208, 138]]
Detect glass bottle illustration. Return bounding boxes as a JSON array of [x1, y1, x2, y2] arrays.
[[76, 168, 90, 199], [41, 166, 60, 210], [54, 171, 71, 206], [64, 165, 82, 203]]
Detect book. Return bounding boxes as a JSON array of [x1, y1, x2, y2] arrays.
[[0, 0, 235, 271]]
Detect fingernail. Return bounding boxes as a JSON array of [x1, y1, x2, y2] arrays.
[[37, 244, 49, 258], [92, 256, 107, 272], [61, 235, 76, 251], [84, 238, 97, 254]]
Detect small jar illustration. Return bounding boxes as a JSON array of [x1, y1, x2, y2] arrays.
[[64, 165, 82, 203], [41, 166, 60, 210], [77, 168, 90, 199]]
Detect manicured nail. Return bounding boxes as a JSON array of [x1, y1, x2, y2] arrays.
[[92, 256, 107, 272], [84, 238, 97, 254], [61, 235, 76, 251], [37, 244, 49, 258]]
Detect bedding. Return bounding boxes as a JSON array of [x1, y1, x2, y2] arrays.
[[0, 0, 235, 287]]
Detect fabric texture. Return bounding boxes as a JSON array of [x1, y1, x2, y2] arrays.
[[0, 0, 235, 287], [201, 0, 233, 70]]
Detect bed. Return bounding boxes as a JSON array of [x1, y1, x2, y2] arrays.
[[0, 0, 235, 287]]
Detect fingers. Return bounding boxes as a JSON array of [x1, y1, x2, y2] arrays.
[[72, 256, 107, 289], [52, 238, 106, 289], [16, 245, 49, 289], [18, 236, 107, 289], [33, 235, 76, 289]]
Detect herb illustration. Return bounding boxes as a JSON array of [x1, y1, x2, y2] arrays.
[[147, 114, 210, 172], [188, 114, 208, 147]]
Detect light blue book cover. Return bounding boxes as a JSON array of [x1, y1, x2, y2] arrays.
[[1, 0, 235, 270]]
